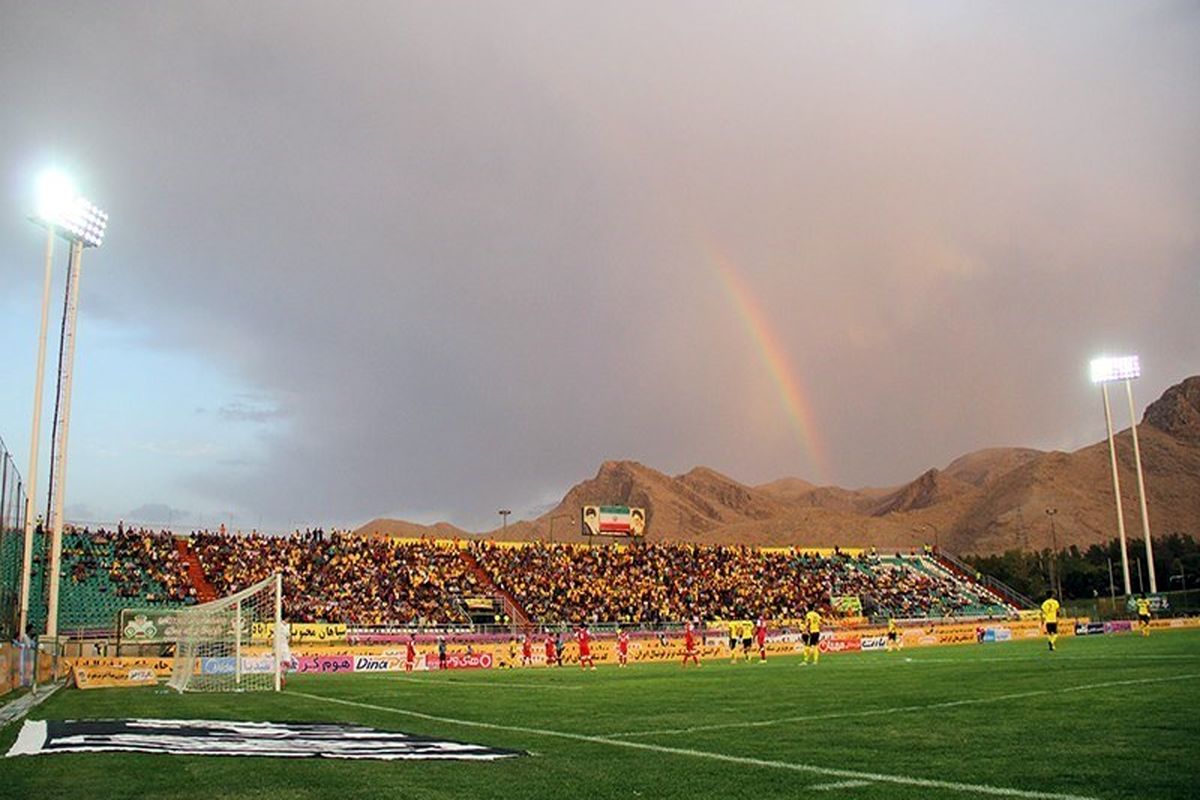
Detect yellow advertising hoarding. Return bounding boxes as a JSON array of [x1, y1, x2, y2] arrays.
[[250, 622, 348, 643], [71, 657, 171, 689]]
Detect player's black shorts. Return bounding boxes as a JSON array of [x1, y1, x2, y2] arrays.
[[729, 637, 737, 649], [1046, 622, 1057, 635], [807, 631, 820, 645], [741, 637, 752, 650], [887, 631, 897, 641], [1139, 614, 1151, 624]]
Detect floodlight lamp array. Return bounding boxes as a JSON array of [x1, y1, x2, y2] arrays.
[[33, 169, 108, 247], [1090, 355, 1140, 384], [55, 195, 108, 247]]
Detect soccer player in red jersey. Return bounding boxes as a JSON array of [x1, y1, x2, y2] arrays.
[[544, 631, 557, 667], [755, 616, 768, 663], [617, 628, 630, 667], [404, 634, 416, 673], [577, 625, 596, 670], [521, 632, 533, 667], [682, 622, 702, 667]]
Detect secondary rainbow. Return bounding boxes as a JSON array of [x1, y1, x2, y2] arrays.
[[710, 248, 832, 484]]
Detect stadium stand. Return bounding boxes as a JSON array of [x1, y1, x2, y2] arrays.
[[58, 529, 195, 631], [472, 541, 1011, 624], [22, 529, 1013, 634], [0, 529, 42, 634], [190, 530, 480, 625]]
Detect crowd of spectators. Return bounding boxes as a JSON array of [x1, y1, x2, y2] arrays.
[[472, 541, 1005, 624], [858, 557, 990, 618], [190, 530, 478, 625], [62, 527, 196, 603], [50, 527, 1005, 627]]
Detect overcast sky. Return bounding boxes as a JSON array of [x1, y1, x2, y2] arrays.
[[1, 2, 1196, 532]]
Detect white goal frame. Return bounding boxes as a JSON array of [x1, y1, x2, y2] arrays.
[[166, 573, 284, 693]]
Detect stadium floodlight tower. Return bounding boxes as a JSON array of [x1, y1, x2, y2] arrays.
[[22, 169, 107, 640], [1090, 355, 1156, 596]]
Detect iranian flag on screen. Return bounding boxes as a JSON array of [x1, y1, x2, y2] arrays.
[[598, 506, 632, 535]]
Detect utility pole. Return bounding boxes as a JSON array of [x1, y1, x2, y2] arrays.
[[1107, 556, 1117, 617], [914, 521, 940, 552], [1045, 508, 1061, 599], [547, 513, 570, 544]]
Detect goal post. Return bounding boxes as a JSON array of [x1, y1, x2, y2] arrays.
[[167, 573, 284, 693], [274, 571, 283, 693]]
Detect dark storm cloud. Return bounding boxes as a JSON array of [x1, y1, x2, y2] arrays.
[[1, 3, 1197, 529]]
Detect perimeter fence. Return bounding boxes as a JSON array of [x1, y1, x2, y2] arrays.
[[0, 435, 29, 642]]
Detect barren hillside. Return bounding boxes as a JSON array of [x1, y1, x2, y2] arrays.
[[355, 376, 1200, 555]]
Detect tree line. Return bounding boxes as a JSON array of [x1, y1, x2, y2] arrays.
[[963, 533, 1199, 601]]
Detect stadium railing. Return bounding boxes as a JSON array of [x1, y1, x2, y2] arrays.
[[934, 549, 1034, 610]]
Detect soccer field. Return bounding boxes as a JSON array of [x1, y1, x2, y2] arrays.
[[2, 630, 1197, 800]]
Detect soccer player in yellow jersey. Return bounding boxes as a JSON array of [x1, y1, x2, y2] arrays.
[[1136, 596, 1152, 637], [886, 617, 900, 652], [728, 620, 742, 663], [802, 608, 822, 665], [1040, 592, 1060, 652]]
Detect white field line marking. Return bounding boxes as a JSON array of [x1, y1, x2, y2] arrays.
[[290, 690, 1099, 800], [899, 654, 1199, 664], [811, 779, 874, 791], [777, 653, 1200, 671], [391, 676, 581, 690], [603, 672, 1200, 739]]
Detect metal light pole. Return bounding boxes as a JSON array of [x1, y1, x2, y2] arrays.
[[17, 221, 57, 637], [1091, 357, 1135, 596], [1045, 508, 1062, 600], [1123, 378, 1156, 593], [45, 237, 86, 639], [24, 172, 107, 640], [547, 513, 570, 543], [914, 521, 940, 552], [498, 509, 511, 532]]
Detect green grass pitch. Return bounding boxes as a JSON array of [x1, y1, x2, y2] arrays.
[[1, 630, 1197, 800]]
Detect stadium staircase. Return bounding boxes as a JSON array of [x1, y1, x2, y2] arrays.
[[934, 550, 1035, 610], [458, 549, 532, 628], [175, 538, 217, 602]]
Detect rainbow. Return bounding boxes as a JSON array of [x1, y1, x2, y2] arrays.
[[709, 248, 832, 484]]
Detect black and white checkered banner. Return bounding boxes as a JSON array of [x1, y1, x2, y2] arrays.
[[7, 719, 524, 761]]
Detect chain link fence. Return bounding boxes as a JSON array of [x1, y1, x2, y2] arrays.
[[0, 435, 30, 642], [1063, 589, 1200, 621]]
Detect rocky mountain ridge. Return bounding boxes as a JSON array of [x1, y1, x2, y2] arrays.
[[358, 376, 1200, 555]]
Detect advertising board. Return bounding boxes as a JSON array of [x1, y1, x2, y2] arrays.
[[817, 636, 862, 654]]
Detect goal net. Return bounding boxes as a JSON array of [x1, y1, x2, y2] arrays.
[[167, 573, 283, 693]]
